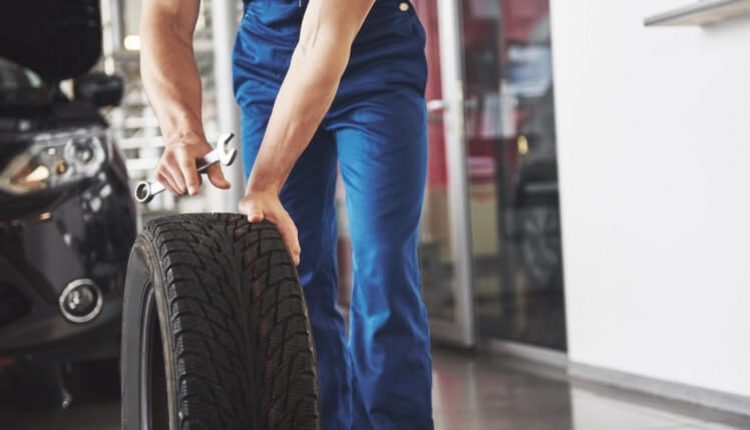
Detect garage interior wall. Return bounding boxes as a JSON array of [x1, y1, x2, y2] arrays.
[[549, 0, 750, 398]]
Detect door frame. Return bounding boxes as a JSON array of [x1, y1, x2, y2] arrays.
[[427, 0, 476, 348]]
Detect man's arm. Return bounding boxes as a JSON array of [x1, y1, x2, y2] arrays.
[[141, 0, 374, 264], [140, 0, 229, 196], [239, 0, 375, 264], [244, 0, 375, 194]]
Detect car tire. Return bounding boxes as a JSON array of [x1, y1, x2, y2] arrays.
[[121, 213, 320, 430]]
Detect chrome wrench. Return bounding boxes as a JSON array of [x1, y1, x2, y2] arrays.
[[134, 132, 237, 204]]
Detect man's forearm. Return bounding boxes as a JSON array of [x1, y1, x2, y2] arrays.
[[139, 0, 231, 197], [140, 1, 204, 143], [246, 0, 374, 194], [247, 41, 349, 193]]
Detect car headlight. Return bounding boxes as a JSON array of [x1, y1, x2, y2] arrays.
[[0, 128, 108, 195]]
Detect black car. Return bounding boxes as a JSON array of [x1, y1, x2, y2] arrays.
[[0, 0, 136, 405]]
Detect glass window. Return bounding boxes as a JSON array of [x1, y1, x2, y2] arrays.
[[462, 0, 566, 350]]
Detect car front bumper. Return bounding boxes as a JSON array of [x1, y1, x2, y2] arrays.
[[0, 162, 136, 360]]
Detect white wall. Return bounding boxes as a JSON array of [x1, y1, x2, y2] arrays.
[[550, 0, 750, 398]]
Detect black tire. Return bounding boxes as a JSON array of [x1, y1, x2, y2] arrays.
[[121, 214, 320, 430]]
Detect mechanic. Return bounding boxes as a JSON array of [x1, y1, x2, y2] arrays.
[[140, 0, 432, 428]]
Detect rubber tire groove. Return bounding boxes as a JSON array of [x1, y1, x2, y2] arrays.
[[125, 213, 320, 430]]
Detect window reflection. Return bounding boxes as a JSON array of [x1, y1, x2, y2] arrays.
[[416, 0, 460, 322], [463, 0, 566, 350]]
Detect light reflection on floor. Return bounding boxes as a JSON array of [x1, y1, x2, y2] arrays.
[[431, 351, 750, 430], [2, 350, 750, 429]]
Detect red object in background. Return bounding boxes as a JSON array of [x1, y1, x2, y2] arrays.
[[413, 0, 550, 190], [502, 0, 549, 43], [414, 0, 448, 190], [0, 358, 15, 375], [499, 0, 550, 64]]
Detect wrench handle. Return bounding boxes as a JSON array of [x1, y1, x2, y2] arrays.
[[195, 155, 221, 173]]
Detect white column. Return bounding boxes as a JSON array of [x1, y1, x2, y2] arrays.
[[209, 0, 244, 212]]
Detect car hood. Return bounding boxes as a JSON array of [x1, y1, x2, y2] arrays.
[[0, 0, 102, 82]]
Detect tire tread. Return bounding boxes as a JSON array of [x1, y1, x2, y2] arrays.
[[141, 213, 320, 430]]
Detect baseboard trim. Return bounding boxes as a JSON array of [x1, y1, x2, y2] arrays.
[[569, 361, 750, 417], [481, 339, 750, 417], [482, 339, 568, 368]]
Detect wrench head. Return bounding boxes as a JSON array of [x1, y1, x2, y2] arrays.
[[217, 132, 238, 166], [134, 181, 154, 203]]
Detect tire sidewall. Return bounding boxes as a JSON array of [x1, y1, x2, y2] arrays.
[[121, 234, 180, 430]]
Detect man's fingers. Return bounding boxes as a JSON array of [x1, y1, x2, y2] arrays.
[[177, 154, 202, 195], [156, 170, 179, 195], [164, 159, 187, 195], [278, 217, 301, 266], [247, 211, 265, 222], [264, 209, 300, 265], [238, 194, 300, 265], [207, 164, 231, 189], [239, 199, 265, 222]]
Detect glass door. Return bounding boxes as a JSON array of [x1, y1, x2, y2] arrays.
[[415, 0, 566, 351], [415, 0, 475, 347], [460, 0, 566, 350]]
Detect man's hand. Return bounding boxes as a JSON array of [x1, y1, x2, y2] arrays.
[[155, 133, 230, 196], [235, 0, 374, 266], [239, 189, 301, 266], [141, 0, 228, 197]]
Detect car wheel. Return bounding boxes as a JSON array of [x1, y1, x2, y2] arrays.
[[121, 214, 320, 430]]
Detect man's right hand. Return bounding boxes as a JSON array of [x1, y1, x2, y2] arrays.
[[141, 0, 226, 197], [155, 133, 231, 196]]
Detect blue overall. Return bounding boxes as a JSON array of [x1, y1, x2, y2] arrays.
[[232, 1, 433, 429]]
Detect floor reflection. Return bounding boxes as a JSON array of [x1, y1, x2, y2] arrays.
[[432, 351, 750, 430], [2, 350, 749, 429]]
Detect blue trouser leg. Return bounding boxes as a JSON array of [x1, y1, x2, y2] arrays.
[[332, 89, 434, 430], [234, 1, 432, 427], [240, 86, 433, 429], [240, 103, 352, 429]]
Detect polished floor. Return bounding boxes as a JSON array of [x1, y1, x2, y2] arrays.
[[1, 350, 749, 429], [432, 352, 750, 430]]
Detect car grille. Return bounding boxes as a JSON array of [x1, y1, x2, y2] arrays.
[[0, 283, 31, 327]]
